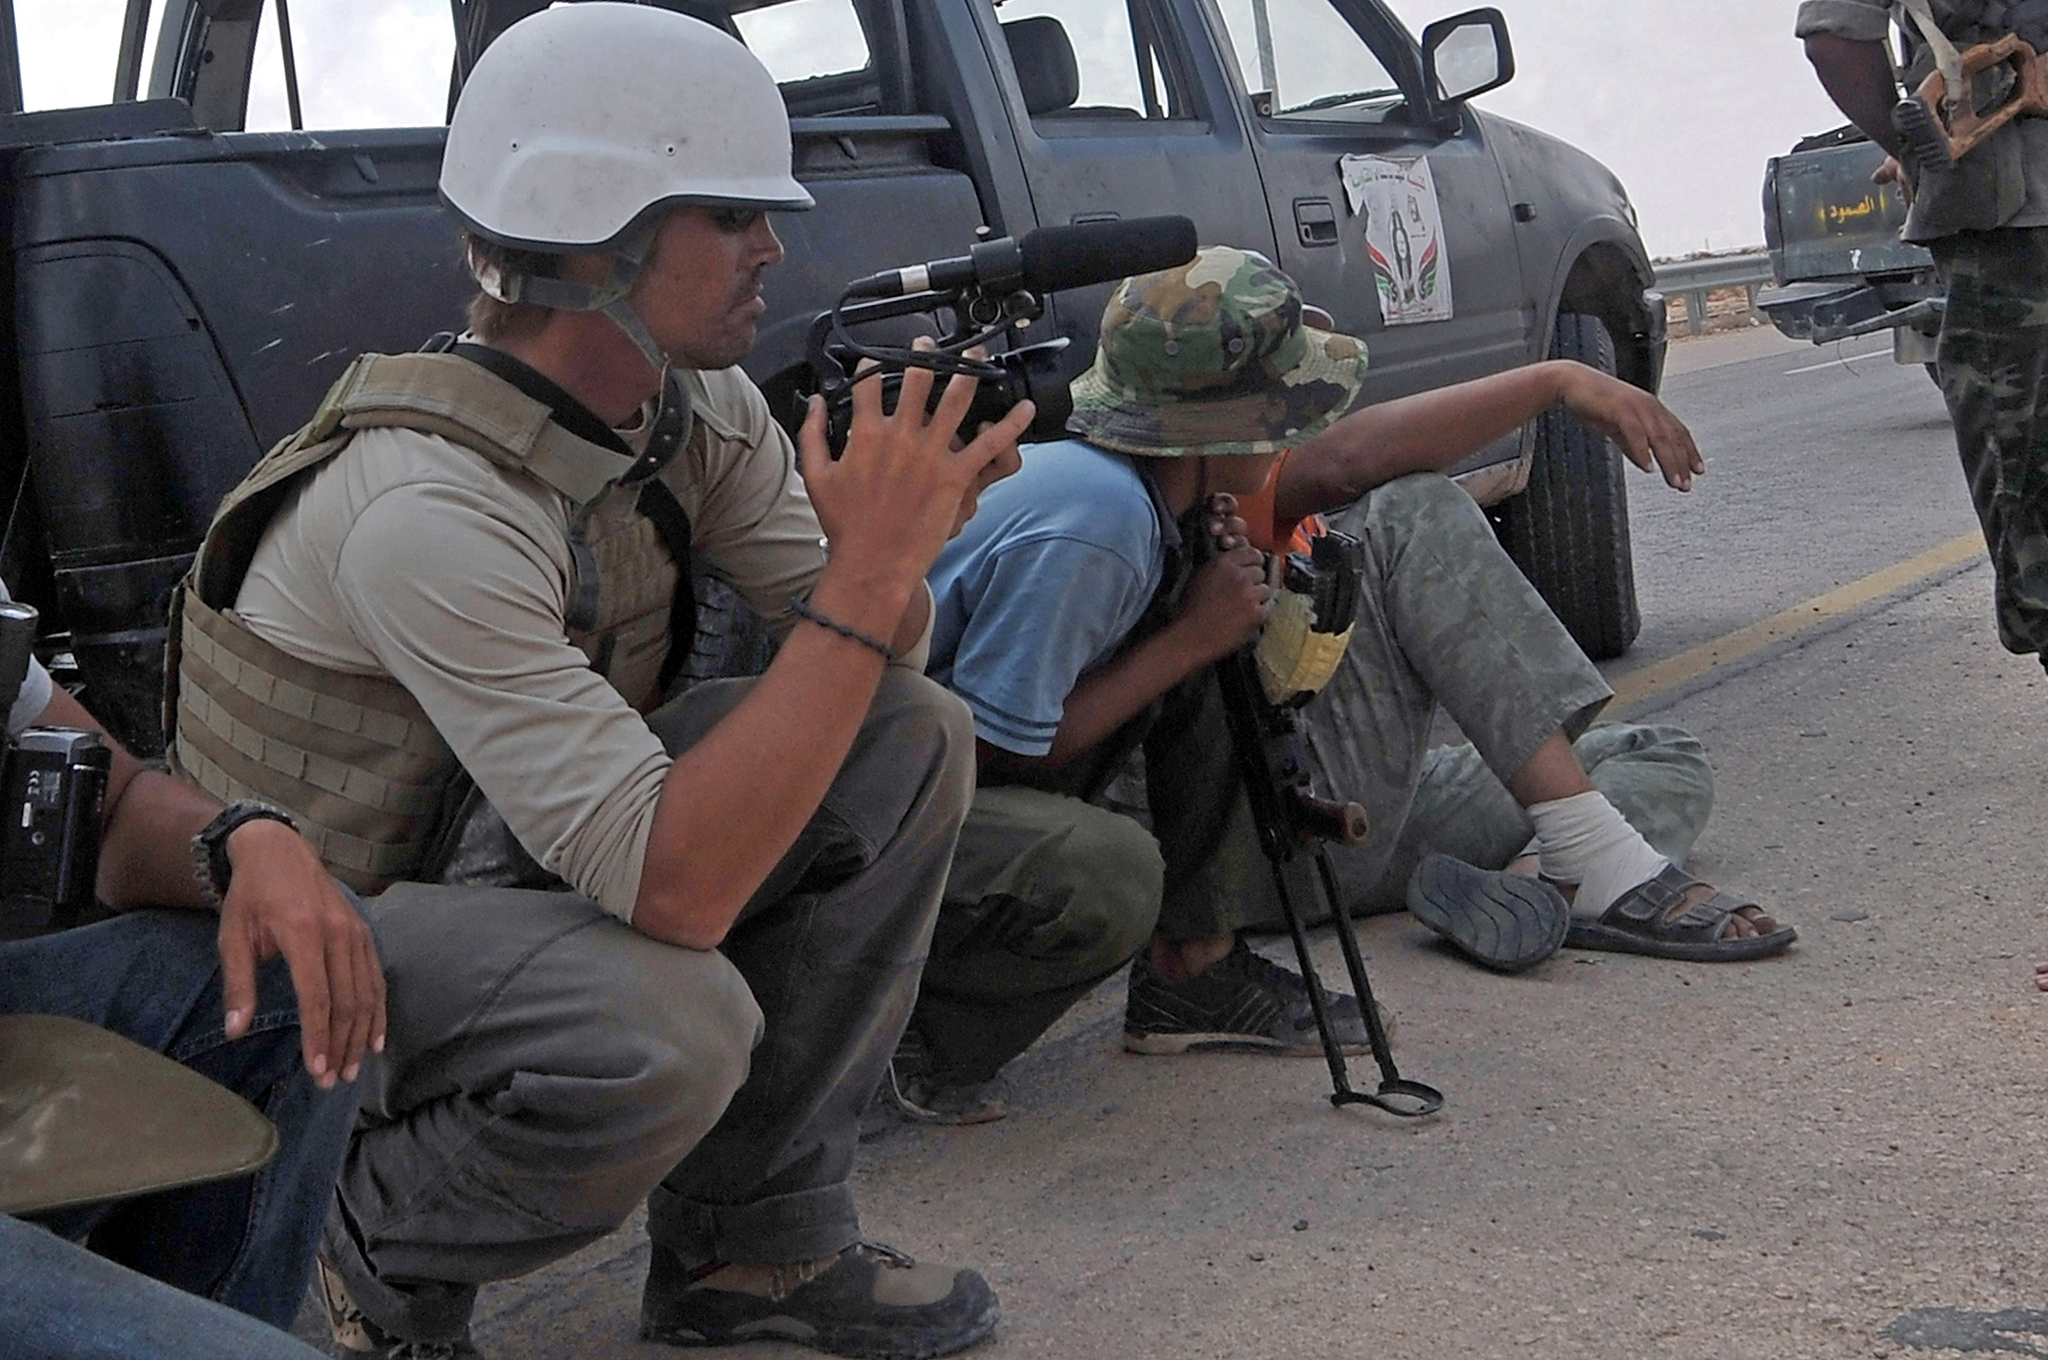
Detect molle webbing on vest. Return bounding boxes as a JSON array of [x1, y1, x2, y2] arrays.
[[566, 485, 685, 712], [175, 592, 459, 892], [168, 350, 685, 893]]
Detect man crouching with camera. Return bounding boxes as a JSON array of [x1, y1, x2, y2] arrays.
[[160, 5, 1027, 1357], [1, 579, 380, 1357]]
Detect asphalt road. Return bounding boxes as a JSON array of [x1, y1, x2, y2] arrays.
[[1622, 326, 1974, 673], [299, 327, 2048, 1360]]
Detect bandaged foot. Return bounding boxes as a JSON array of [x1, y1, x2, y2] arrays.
[[1526, 791, 1669, 920]]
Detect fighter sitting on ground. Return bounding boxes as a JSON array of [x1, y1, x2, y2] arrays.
[[885, 247, 1794, 1122], [162, 6, 1026, 1358]]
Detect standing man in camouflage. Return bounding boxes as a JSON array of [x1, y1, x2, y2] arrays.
[[886, 248, 1793, 1120], [1803, 0, 2048, 664]]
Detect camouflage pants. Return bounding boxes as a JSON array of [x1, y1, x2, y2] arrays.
[[1932, 227, 2048, 657], [1164, 472, 1714, 934]]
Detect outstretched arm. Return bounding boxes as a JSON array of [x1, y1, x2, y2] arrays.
[[1274, 359, 1704, 525], [40, 685, 382, 1089]]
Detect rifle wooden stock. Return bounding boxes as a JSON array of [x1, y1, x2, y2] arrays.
[[1896, 34, 2048, 169]]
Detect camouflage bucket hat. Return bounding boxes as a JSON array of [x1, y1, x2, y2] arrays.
[[1066, 245, 1369, 458]]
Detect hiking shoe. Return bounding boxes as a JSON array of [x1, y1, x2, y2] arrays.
[[1123, 936, 1390, 1056], [318, 1257, 485, 1359], [1405, 854, 1570, 974], [640, 1241, 1000, 1358]]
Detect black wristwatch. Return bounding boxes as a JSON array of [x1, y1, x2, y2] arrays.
[[193, 802, 298, 907]]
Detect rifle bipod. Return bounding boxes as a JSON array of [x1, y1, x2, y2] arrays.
[[1210, 626, 1442, 1118], [1267, 805, 1442, 1118]]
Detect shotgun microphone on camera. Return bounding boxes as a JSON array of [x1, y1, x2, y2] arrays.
[[841, 215, 1198, 300]]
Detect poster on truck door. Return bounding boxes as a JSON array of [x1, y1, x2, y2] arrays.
[[1339, 154, 1454, 326]]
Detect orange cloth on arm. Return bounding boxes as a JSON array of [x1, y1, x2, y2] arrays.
[[1234, 448, 1322, 556]]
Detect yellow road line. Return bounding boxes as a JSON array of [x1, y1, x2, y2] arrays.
[[1608, 530, 1986, 712]]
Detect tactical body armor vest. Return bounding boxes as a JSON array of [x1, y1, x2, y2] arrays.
[[166, 352, 689, 893]]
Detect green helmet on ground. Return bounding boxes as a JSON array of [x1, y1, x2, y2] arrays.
[[1066, 245, 1370, 458]]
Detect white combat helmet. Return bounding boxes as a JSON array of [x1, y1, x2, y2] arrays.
[[442, 1, 813, 253], [437, 2, 814, 471]]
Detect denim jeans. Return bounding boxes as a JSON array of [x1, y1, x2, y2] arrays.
[[0, 1213, 328, 1360], [0, 909, 362, 1329]]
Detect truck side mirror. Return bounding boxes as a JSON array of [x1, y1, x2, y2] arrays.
[[1421, 8, 1515, 106]]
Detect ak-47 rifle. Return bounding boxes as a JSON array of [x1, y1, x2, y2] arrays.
[[1891, 0, 2048, 171], [1201, 496, 1443, 1117]]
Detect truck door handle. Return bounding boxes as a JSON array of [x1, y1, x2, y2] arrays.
[[1070, 212, 1120, 224], [1294, 198, 1338, 247]]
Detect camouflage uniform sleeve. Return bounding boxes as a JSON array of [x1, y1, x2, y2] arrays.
[[1794, 0, 1894, 42]]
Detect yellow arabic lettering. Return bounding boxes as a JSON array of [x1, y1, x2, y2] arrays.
[[1825, 196, 1880, 226]]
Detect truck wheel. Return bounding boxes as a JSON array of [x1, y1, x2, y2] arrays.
[[1495, 312, 1642, 660]]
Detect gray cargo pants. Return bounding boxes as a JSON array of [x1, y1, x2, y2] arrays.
[[321, 669, 975, 1343], [1165, 472, 1714, 935], [915, 474, 1713, 1080]]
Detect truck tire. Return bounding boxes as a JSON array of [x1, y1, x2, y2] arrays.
[[1495, 312, 1642, 660]]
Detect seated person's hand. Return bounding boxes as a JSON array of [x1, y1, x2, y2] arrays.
[[1553, 361, 1706, 493], [1174, 495, 1277, 662], [217, 819, 385, 1090]]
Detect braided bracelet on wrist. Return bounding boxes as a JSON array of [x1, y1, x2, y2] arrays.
[[788, 596, 900, 663]]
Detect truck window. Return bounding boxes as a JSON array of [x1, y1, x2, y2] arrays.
[[992, 0, 1197, 127], [1212, 0, 1407, 122], [733, 0, 869, 83], [244, 0, 456, 131], [19, 0, 149, 111]]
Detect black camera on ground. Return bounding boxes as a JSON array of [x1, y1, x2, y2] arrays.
[[804, 215, 1198, 456], [0, 600, 109, 940]]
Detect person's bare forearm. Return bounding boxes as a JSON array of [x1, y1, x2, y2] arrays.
[[986, 620, 1213, 779], [1805, 35, 1903, 158], [890, 581, 930, 656], [630, 560, 910, 948], [1276, 362, 1570, 523], [34, 685, 213, 909]]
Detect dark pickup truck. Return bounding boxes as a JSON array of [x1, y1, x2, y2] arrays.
[[0, 0, 1667, 756], [1757, 125, 1942, 373]]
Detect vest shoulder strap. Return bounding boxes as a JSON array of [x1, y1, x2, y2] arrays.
[[191, 352, 639, 611]]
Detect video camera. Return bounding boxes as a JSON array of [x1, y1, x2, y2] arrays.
[[0, 600, 109, 940], [804, 215, 1198, 455]]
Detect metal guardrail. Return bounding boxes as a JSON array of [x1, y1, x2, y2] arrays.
[[1653, 250, 1773, 337]]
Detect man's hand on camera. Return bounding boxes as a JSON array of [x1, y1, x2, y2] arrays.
[[217, 818, 386, 1090], [801, 342, 1033, 597], [1553, 361, 1705, 492]]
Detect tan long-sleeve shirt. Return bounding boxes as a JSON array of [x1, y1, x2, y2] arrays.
[[235, 362, 921, 922]]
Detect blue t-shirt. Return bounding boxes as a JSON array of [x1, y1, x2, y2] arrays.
[[927, 439, 1175, 757]]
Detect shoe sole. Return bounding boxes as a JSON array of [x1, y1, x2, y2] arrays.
[[1565, 919, 1798, 962], [1405, 855, 1569, 974], [643, 1299, 1000, 1360]]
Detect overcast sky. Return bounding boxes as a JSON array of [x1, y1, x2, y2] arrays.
[[21, 0, 1860, 259]]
